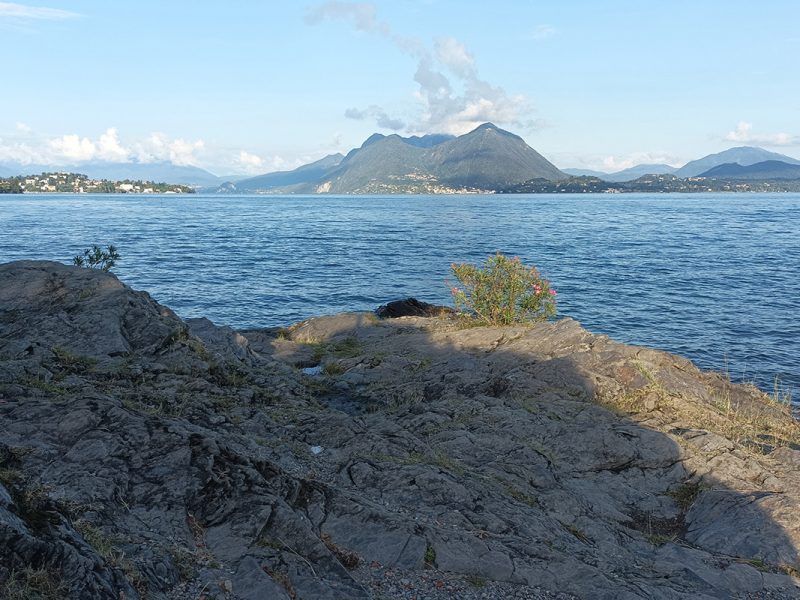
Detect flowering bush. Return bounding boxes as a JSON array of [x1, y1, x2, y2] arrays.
[[450, 253, 557, 325]]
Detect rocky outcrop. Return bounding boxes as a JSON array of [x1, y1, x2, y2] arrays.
[[375, 298, 454, 319], [0, 261, 798, 599]]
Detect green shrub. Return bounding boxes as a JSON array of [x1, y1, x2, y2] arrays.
[[450, 253, 557, 325], [73, 245, 119, 271]]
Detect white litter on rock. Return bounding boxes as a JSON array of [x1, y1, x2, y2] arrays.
[[310, 446, 323, 455]]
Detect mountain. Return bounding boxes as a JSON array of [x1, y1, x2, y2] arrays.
[[310, 123, 565, 193], [75, 162, 221, 186], [603, 164, 677, 182], [675, 146, 800, 178], [318, 134, 427, 193], [562, 164, 677, 182], [0, 161, 221, 187], [562, 168, 609, 178], [698, 160, 800, 180], [426, 123, 566, 188], [229, 123, 564, 194], [233, 153, 344, 192], [401, 133, 455, 148]]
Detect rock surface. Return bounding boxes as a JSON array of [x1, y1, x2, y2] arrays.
[[1, 261, 799, 599], [375, 298, 454, 319]]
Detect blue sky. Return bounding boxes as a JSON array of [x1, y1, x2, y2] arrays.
[[1, 0, 799, 175]]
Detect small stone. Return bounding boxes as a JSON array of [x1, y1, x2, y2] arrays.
[[643, 393, 659, 411]]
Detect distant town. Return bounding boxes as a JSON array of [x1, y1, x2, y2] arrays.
[[500, 173, 800, 194], [0, 172, 195, 194]]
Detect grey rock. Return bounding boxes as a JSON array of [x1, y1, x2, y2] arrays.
[[0, 261, 799, 600]]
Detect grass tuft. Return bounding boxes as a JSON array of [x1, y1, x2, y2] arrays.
[[0, 567, 66, 600]]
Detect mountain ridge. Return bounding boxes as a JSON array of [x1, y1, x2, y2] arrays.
[[698, 159, 800, 180], [675, 146, 800, 178], [232, 123, 566, 194]]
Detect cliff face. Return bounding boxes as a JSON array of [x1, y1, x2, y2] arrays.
[[0, 261, 798, 600]]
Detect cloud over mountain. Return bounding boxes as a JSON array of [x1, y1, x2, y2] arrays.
[[725, 121, 798, 147], [0, 125, 290, 176], [344, 106, 405, 131], [0, 127, 207, 167], [307, 1, 536, 136]]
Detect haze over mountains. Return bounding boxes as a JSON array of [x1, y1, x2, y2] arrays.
[[563, 164, 678, 182], [3, 124, 800, 192], [0, 160, 222, 186]]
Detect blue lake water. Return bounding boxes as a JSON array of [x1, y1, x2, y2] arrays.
[[1, 193, 798, 400]]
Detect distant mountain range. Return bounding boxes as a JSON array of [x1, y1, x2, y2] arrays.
[[224, 128, 800, 194], [563, 164, 677, 182], [4, 127, 800, 192], [0, 161, 223, 187], [234, 153, 345, 191], [698, 160, 800, 180], [674, 147, 800, 178], [227, 123, 566, 194]]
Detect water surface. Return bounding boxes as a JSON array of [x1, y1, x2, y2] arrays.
[[1, 193, 797, 399]]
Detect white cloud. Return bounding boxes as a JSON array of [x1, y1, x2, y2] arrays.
[[344, 105, 405, 130], [0, 126, 330, 176], [131, 133, 205, 166], [0, 139, 44, 164], [0, 2, 79, 20], [265, 155, 305, 172], [0, 127, 207, 166], [15, 121, 31, 132], [47, 133, 96, 161], [97, 127, 128, 162], [724, 121, 798, 146], [529, 25, 557, 41], [235, 150, 265, 174], [307, 1, 536, 136], [434, 37, 475, 78], [304, 1, 388, 34]]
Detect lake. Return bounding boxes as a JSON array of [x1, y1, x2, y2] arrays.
[[1, 193, 798, 400]]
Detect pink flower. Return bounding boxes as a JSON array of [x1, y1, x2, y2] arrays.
[[549, 289, 557, 295], [451, 287, 462, 295]]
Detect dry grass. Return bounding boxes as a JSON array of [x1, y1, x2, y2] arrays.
[[0, 567, 66, 600], [599, 362, 800, 455]]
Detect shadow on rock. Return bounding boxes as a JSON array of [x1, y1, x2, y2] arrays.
[[1, 262, 799, 600]]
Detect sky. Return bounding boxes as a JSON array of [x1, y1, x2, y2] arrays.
[[1, 0, 799, 175]]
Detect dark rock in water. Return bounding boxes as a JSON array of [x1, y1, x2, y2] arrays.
[[1, 260, 799, 599], [375, 297, 454, 319]]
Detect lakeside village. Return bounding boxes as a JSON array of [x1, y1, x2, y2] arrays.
[[0, 172, 195, 194]]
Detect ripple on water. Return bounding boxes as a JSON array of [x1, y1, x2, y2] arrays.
[[1, 192, 798, 400]]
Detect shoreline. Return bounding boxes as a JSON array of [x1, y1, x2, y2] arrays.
[[1, 260, 799, 599], [5, 188, 800, 196]]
